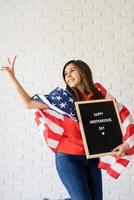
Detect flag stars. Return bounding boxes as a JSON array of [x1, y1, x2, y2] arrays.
[[69, 112, 75, 118], [51, 96, 56, 100], [59, 102, 66, 108], [63, 92, 67, 96], [69, 97, 73, 103], [57, 88, 62, 91], [56, 95, 62, 101]]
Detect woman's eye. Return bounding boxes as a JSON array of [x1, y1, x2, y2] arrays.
[[71, 69, 75, 72], [64, 69, 75, 76]]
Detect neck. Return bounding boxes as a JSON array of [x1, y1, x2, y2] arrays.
[[77, 85, 91, 96]]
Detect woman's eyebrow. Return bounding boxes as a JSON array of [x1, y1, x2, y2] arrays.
[[65, 67, 75, 74]]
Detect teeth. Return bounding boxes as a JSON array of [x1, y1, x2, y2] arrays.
[[69, 79, 74, 82]]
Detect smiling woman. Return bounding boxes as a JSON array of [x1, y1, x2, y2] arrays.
[[0, 57, 133, 200], [62, 60, 104, 101]]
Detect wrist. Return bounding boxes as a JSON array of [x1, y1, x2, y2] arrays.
[[7, 72, 15, 79]]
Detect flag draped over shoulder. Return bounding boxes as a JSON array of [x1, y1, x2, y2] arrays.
[[32, 87, 78, 152], [95, 83, 134, 179], [32, 83, 134, 179]]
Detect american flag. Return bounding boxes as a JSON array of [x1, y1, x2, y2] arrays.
[[32, 83, 134, 179]]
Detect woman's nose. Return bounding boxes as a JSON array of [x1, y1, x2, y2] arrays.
[[67, 72, 71, 78]]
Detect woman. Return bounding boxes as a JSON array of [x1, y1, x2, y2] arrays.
[[0, 57, 130, 200]]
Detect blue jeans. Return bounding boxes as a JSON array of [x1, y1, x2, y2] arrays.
[[55, 153, 102, 200]]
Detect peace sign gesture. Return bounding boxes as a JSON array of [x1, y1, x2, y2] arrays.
[[0, 56, 17, 77]]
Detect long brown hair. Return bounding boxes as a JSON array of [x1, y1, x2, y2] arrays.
[[62, 60, 104, 101]]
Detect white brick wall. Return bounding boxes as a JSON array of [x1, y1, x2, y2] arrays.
[[0, 0, 134, 199]]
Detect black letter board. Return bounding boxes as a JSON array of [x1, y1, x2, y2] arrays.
[[75, 99, 123, 159]]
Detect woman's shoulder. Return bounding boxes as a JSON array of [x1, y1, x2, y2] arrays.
[[95, 82, 106, 91], [95, 82, 104, 88], [95, 82, 108, 97]]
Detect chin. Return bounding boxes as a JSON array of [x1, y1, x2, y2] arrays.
[[69, 84, 77, 89]]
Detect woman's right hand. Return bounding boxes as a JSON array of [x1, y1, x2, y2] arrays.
[[0, 56, 17, 77], [0, 56, 49, 109]]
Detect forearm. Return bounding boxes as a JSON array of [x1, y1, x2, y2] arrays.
[[7, 73, 32, 108], [7, 73, 49, 109]]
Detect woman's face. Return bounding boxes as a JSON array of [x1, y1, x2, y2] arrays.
[[64, 63, 82, 89]]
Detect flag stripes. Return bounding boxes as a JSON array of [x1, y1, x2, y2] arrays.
[[32, 84, 134, 179]]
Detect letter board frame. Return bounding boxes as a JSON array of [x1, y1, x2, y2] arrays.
[[75, 99, 123, 159]]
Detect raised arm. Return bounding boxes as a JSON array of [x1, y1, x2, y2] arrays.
[[0, 56, 49, 109]]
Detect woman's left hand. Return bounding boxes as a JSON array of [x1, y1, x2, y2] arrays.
[[112, 142, 129, 157]]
